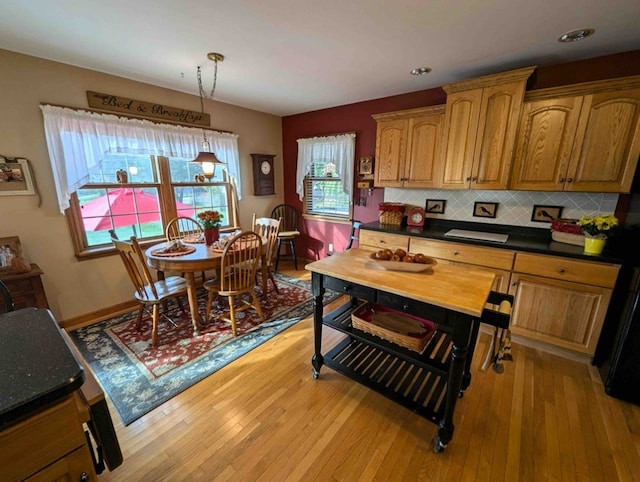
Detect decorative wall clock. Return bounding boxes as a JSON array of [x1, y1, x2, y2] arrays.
[[251, 154, 275, 196]]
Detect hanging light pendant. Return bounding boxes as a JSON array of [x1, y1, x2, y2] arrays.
[[192, 52, 225, 180]]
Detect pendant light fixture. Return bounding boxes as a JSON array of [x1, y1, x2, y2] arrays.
[[192, 52, 225, 180]]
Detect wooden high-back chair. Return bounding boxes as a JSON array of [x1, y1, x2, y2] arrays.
[[252, 214, 282, 294], [271, 204, 300, 271], [165, 216, 203, 243], [203, 231, 265, 336], [111, 235, 188, 347]]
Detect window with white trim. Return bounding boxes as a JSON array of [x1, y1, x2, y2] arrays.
[[296, 133, 355, 220], [41, 105, 240, 256]]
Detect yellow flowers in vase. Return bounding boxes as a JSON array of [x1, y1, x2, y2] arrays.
[[578, 214, 618, 240], [578, 214, 618, 256]]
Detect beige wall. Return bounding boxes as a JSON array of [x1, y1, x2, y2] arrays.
[[0, 49, 283, 322]]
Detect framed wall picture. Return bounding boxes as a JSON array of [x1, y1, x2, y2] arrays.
[[0, 158, 36, 196], [0, 236, 23, 273], [531, 205, 564, 222], [473, 201, 498, 218], [425, 199, 446, 214], [358, 156, 373, 175]]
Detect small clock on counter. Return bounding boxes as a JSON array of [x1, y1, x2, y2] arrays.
[[251, 154, 275, 196], [407, 206, 426, 227]]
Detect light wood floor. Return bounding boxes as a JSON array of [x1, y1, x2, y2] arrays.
[[96, 262, 640, 482]]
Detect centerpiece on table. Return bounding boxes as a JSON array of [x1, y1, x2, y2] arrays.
[[197, 210, 224, 246], [578, 213, 618, 255]]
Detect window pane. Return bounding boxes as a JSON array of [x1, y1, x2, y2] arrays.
[[79, 186, 164, 246], [88, 153, 156, 183], [173, 184, 230, 227], [169, 157, 225, 182], [308, 179, 349, 216]]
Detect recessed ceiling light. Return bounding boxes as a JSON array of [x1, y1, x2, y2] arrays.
[[558, 28, 595, 43], [410, 67, 432, 76]]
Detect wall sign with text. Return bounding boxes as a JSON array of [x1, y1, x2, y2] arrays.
[[87, 91, 210, 127]]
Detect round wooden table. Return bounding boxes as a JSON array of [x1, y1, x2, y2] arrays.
[[145, 242, 268, 336]]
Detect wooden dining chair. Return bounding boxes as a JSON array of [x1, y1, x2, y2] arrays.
[[203, 231, 265, 336], [0, 280, 14, 313], [252, 214, 282, 294], [271, 204, 300, 271], [165, 216, 203, 243], [165, 216, 209, 283], [111, 235, 189, 347]]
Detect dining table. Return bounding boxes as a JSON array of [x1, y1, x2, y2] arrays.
[[145, 239, 268, 336]]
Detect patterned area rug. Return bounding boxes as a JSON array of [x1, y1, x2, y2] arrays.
[[70, 272, 338, 425]]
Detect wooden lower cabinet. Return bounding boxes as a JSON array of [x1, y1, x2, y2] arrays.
[[359, 230, 410, 252], [509, 253, 619, 355], [0, 395, 97, 482]]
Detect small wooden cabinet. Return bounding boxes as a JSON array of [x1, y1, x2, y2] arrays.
[[509, 252, 619, 355], [0, 264, 49, 312], [440, 67, 535, 190], [512, 77, 640, 192], [373, 106, 444, 188]]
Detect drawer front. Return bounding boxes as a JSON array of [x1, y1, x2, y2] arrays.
[[514, 253, 619, 287], [359, 230, 409, 251], [409, 238, 515, 271], [376, 291, 449, 327], [323, 275, 376, 302]]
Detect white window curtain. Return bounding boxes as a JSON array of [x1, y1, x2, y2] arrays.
[[296, 132, 355, 201], [41, 105, 241, 212]]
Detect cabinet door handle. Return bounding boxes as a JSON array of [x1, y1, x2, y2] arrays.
[[402, 303, 410, 311], [557, 268, 566, 274], [453, 251, 460, 256], [566, 178, 573, 183], [80, 473, 90, 482], [559, 177, 565, 183], [465, 177, 471, 182]]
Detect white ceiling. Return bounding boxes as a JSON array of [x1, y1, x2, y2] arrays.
[[1, 0, 639, 116]]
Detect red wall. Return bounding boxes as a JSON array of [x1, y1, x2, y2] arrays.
[[281, 50, 640, 261]]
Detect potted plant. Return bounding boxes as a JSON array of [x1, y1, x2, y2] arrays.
[[197, 210, 224, 246], [578, 214, 618, 255]]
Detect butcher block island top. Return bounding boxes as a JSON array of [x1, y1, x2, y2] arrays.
[[306, 248, 496, 318]]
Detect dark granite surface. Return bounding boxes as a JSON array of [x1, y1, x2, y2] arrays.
[[361, 219, 624, 264], [0, 308, 84, 427]]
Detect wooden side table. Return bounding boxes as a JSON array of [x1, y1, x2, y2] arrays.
[[0, 263, 49, 312]]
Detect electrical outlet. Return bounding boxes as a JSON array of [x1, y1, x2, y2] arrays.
[[328, 243, 334, 252]]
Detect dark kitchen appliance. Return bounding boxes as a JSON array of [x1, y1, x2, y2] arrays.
[[597, 266, 640, 405]]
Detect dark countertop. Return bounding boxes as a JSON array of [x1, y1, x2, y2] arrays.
[[361, 219, 624, 265], [0, 308, 85, 428]]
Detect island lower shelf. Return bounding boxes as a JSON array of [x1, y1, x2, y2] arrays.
[[322, 300, 454, 423]]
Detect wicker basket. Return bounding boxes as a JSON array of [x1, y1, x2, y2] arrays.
[[551, 231, 585, 246], [351, 303, 437, 353], [550, 218, 585, 246], [378, 211, 404, 225]]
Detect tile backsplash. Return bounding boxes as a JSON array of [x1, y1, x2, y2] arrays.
[[384, 188, 619, 229]]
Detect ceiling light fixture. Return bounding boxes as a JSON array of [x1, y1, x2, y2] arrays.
[[192, 52, 226, 180], [558, 28, 595, 43], [410, 67, 432, 76]]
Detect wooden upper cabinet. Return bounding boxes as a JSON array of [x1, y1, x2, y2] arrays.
[[510, 96, 584, 190], [374, 118, 407, 187], [440, 66, 535, 190], [514, 77, 640, 193], [567, 88, 640, 192], [373, 106, 444, 188]]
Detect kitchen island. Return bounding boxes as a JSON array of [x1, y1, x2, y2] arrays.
[[306, 248, 511, 452], [0, 308, 122, 480]]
